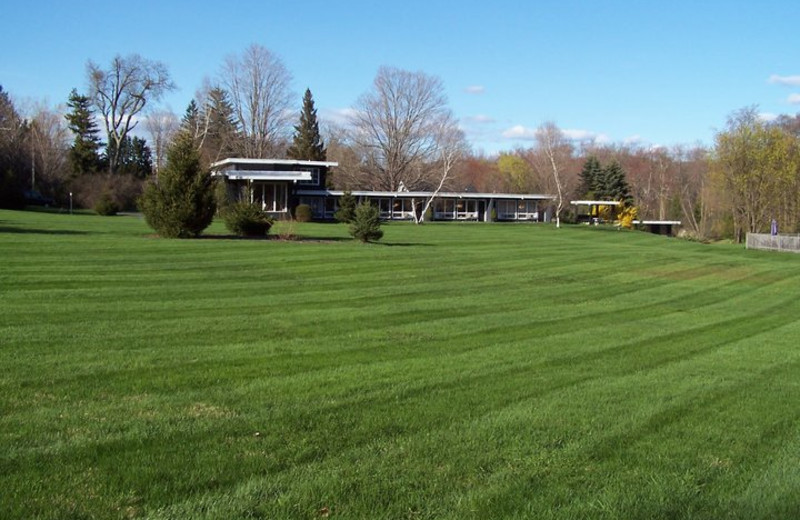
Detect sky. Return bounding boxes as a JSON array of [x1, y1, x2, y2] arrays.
[[2, 0, 800, 154]]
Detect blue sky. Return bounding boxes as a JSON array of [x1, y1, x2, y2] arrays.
[[2, 0, 800, 154]]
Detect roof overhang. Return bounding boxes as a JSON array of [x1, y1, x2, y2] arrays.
[[210, 158, 338, 169], [215, 170, 312, 181], [297, 189, 555, 200], [570, 200, 622, 206]]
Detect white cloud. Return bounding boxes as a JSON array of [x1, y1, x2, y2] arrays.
[[501, 125, 537, 139], [464, 85, 486, 95], [562, 128, 609, 143], [758, 112, 779, 122], [502, 125, 609, 143], [466, 114, 495, 124], [769, 74, 800, 87], [623, 134, 643, 145], [788, 93, 800, 105], [319, 107, 359, 126]]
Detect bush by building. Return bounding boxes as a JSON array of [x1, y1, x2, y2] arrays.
[[294, 203, 312, 222], [224, 201, 274, 237], [334, 191, 357, 223]]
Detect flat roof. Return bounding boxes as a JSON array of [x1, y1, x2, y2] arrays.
[[211, 158, 339, 169], [633, 220, 682, 225], [215, 170, 312, 181], [297, 189, 555, 200], [570, 200, 622, 206]]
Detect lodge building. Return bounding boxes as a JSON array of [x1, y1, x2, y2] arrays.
[[211, 158, 555, 223]]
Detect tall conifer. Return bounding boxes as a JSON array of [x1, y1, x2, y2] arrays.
[[203, 88, 241, 162], [65, 89, 103, 176], [287, 88, 326, 161], [601, 160, 633, 204], [578, 155, 603, 197]]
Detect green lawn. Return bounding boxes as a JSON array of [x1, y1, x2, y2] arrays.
[[2, 209, 800, 519]]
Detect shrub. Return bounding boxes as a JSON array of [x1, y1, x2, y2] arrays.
[[139, 133, 216, 238], [94, 192, 119, 216], [294, 203, 313, 222], [71, 173, 143, 211], [490, 207, 497, 222], [335, 191, 357, 223], [0, 169, 26, 209], [617, 204, 638, 229], [224, 201, 274, 237], [215, 178, 233, 216], [349, 202, 383, 243]]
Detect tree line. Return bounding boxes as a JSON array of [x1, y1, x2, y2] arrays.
[[2, 42, 799, 242]]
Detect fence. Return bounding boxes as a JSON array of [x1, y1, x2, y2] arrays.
[[746, 233, 800, 253]]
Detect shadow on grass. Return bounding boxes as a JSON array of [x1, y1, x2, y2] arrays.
[[0, 226, 89, 236], [376, 241, 430, 247], [197, 234, 429, 246], [199, 234, 351, 243]]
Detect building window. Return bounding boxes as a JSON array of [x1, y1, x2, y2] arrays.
[[434, 198, 455, 219], [252, 182, 287, 212], [378, 198, 391, 218], [324, 197, 338, 218], [298, 196, 324, 218], [497, 200, 516, 220]]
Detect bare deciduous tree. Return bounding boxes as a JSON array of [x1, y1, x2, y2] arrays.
[[87, 54, 175, 174], [534, 121, 572, 228], [144, 109, 178, 174], [26, 101, 70, 194], [348, 67, 459, 192], [414, 114, 468, 223], [673, 145, 713, 238], [220, 44, 293, 158]]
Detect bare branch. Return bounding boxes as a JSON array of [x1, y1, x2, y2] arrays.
[[219, 44, 293, 158], [87, 54, 175, 173]]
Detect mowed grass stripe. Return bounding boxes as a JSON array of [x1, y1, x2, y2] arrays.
[[3, 209, 800, 519]]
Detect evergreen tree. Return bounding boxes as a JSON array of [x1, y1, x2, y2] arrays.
[[203, 88, 241, 162], [578, 155, 603, 197], [139, 132, 216, 238], [601, 160, 633, 204], [0, 85, 28, 208], [349, 202, 383, 242], [65, 89, 103, 177], [287, 88, 326, 161], [334, 191, 357, 223], [106, 136, 153, 178], [181, 100, 202, 144]]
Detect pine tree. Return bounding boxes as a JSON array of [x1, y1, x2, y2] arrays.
[[334, 191, 357, 222], [0, 85, 28, 208], [139, 132, 216, 238], [287, 88, 326, 161], [65, 89, 103, 177], [601, 160, 633, 204], [349, 202, 383, 242], [181, 100, 202, 144], [203, 88, 240, 162], [578, 155, 603, 198], [106, 136, 153, 179]]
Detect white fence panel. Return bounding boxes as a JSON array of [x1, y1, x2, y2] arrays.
[[746, 233, 800, 253]]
